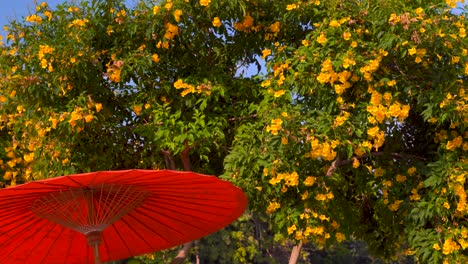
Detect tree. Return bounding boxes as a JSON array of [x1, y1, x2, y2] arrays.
[[0, 0, 467, 263], [223, 1, 468, 263]]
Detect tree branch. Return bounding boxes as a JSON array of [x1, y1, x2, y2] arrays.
[[326, 152, 426, 177], [170, 140, 194, 264], [288, 241, 303, 264]]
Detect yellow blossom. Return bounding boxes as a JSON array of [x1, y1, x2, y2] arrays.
[[95, 103, 103, 113], [212, 17, 221, 27], [173, 9, 183, 23], [262, 49, 272, 59], [287, 224, 297, 234], [199, 0, 211, 6], [336, 233, 346, 243], [304, 176, 316, 186], [342, 32, 351, 40], [396, 174, 407, 182], [442, 238, 460, 255], [316, 33, 327, 45], [266, 202, 280, 214], [388, 200, 403, 211], [152, 54, 160, 63]]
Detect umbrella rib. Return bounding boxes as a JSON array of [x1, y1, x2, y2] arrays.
[[107, 222, 138, 260], [0, 216, 53, 263], [120, 209, 175, 245], [37, 224, 67, 264], [63, 229, 79, 264], [137, 203, 210, 233]]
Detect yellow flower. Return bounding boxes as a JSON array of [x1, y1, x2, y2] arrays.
[[446, 136, 463, 150], [132, 105, 142, 115], [316, 33, 327, 45], [266, 202, 280, 214], [262, 49, 272, 59], [352, 158, 360, 168], [304, 176, 316, 186], [443, 202, 450, 209], [342, 32, 351, 40], [269, 22, 280, 33], [23, 152, 34, 163], [95, 103, 103, 113], [287, 224, 297, 234], [329, 20, 340, 27], [408, 47, 417, 56], [286, 4, 297, 11], [84, 114, 94, 123], [151, 54, 160, 63], [433, 243, 441, 251], [442, 238, 460, 255], [26, 14, 42, 24], [374, 167, 385, 177], [388, 200, 403, 211], [153, 6, 160, 15], [164, 23, 179, 40], [199, 0, 211, 6], [408, 167, 417, 175], [212, 17, 221, 27], [396, 174, 407, 183], [336, 233, 346, 243], [173, 9, 183, 23]]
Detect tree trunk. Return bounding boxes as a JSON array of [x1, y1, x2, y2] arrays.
[[170, 241, 194, 264], [169, 143, 195, 264], [288, 241, 303, 264]]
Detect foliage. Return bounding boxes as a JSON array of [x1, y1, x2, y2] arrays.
[[0, 0, 467, 263]]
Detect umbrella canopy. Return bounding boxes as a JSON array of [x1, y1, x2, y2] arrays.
[[0, 170, 247, 263]]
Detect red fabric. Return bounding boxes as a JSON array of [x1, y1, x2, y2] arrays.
[[0, 170, 247, 263]]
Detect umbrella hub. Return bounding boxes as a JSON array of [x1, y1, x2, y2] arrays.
[[30, 184, 148, 235], [86, 230, 102, 247]]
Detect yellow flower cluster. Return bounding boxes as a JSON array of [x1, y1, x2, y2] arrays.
[[446, 136, 463, 151], [272, 62, 289, 85], [316, 59, 354, 95], [333, 111, 350, 127], [268, 171, 299, 191], [173, 9, 183, 23], [315, 192, 334, 201], [199, 0, 211, 6], [37, 45, 55, 71], [233, 14, 255, 32], [366, 89, 410, 123], [164, 22, 179, 40], [442, 238, 460, 255], [106, 60, 124, 83], [408, 47, 426, 64], [26, 14, 42, 24], [307, 136, 338, 161], [69, 106, 94, 128], [68, 19, 89, 28], [266, 118, 283, 135], [454, 184, 467, 214], [359, 56, 382, 81], [366, 126, 385, 150], [173, 79, 212, 97], [266, 201, 280, 214], [388, 200, 403, 211]]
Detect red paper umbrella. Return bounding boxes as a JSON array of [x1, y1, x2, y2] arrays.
[[0, 170, 247, 263]]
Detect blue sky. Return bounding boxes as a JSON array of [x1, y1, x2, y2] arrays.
[[1, 0, 64, 28]]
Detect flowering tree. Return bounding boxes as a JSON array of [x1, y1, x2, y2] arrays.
[[0, 0, 467, 263], [223, 1, 468, 263]]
